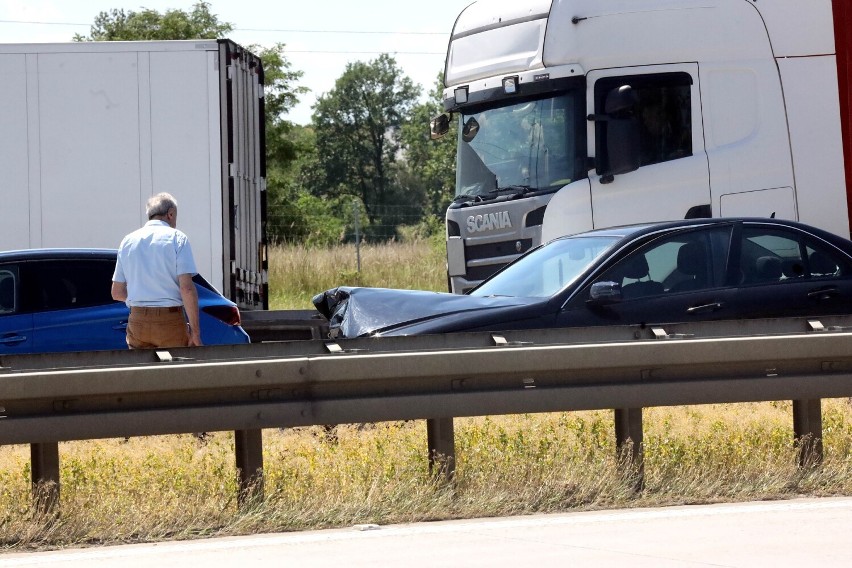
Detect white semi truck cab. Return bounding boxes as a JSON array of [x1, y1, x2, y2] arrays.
[[433, 0, 852, 293]]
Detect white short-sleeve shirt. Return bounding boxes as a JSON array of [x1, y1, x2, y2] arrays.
[[112, 220, 198, 307]]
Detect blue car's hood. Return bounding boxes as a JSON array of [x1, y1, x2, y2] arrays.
[[312, 287, 538, 338]]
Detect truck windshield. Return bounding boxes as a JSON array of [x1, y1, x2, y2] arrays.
[[455, 89, 586, 202]]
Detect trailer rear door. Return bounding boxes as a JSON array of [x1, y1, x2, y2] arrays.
[[217, 40, 268, 310]]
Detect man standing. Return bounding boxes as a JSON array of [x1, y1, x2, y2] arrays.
[[111, 193, 203, 348]]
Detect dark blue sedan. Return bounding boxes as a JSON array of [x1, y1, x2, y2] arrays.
[[0, 248, 249, 354], [313, 218, 852, 338]]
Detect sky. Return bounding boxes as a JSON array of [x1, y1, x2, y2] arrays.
[[0, 0, 476, 124]]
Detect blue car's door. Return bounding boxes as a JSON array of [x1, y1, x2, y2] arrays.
[[0, 312, 34, 353], [0, 265, 34, 354], [32, 302, 129, 353], [26, 258, 129, 353]]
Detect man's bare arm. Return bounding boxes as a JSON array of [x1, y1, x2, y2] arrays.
[[111, 281, 128, 302], [178, 273, 203, 346]]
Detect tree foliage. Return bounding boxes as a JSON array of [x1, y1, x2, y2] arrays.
[[312, 54, 420, 237], [266, 126, 350, 246], [255, 43, 309, 167], [74, 1, 232, 41]]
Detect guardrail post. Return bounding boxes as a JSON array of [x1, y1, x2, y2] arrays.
[[31, 442, 60, 514], [614, 408, 644, 491], [792, 399, 823, 467], [234, 429, 264, 505], [426, 418, 455, 481]]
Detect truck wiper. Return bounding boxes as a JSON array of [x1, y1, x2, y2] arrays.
[[452, 185, 536, 205], [501, 184, 535, 198], [452, 193, 480, 204], [480, 185, 536, 200]]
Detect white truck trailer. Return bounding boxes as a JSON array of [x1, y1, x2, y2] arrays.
[[433, 0, 852, 293], [0, 39, 267, 310]]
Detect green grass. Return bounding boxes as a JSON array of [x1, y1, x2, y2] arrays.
[[2, 242, 852, 550]]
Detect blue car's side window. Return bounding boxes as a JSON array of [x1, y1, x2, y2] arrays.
[[0, 267, 18, 314], [28, 260, 118, 311]]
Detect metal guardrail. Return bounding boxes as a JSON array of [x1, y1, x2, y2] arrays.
[[2, 315, 852, 509]]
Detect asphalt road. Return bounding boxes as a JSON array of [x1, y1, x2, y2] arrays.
[[4, 497, 852, 567]]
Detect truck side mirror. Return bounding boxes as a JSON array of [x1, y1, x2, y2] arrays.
[[430, 113, 451, 140], [605, 85, 638, 115], [591, 85, 641, 183], [605, 115, 640, 180]]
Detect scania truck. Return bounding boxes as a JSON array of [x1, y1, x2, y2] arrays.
[[432, 0, 852, 293], [0, 39, 267, 310]]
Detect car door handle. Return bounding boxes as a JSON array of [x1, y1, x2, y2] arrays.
[[807, 286, 839, 300], [113, 321, 128, 331], [0, 333, 28, 345], [686, 302, 723, 314]]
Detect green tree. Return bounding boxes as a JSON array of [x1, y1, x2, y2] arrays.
[[73, 1, 232, 41], [312, 54, 420, 237], [266, 125, 349, 246], [257, 43, 309, 169]]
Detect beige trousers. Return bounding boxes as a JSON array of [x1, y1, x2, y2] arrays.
[[127, 306, 189, 349]]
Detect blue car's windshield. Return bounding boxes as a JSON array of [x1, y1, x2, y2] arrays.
[[470, 236, 619, 298]]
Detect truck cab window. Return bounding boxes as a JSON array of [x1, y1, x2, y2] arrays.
[[595, 72, 693, 168]]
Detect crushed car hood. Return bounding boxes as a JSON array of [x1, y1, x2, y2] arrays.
[[312, 286, 538, 338]]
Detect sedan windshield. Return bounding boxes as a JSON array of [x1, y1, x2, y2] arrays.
[[455, 88, 586, 202], [470, 236, 619, 298]]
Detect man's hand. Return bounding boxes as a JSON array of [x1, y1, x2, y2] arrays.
[[187, 324, 203, 347]]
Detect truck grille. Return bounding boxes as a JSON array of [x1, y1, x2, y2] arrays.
[[465, 239, 533, 261], [466, 263, 508, 282]]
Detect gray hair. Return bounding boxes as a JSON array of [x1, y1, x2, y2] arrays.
[[146, 193, 178, 219]]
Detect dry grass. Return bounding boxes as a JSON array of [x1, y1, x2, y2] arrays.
[[2, 402, 852, 550], [267, 240, 447, 309]]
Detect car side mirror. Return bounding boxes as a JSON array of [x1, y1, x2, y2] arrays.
[[587, 280, 622, 304], [430, 113, 451, 140]]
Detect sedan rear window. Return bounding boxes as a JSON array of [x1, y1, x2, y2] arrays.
[[739, 227, 852, 284]]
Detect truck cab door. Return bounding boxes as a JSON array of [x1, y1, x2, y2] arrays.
[[587, 64, 710, 228]]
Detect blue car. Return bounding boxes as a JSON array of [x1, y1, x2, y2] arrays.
[[0, 248, 250, 354]]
